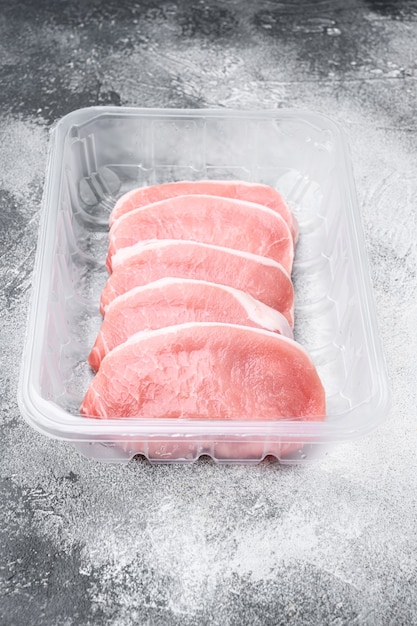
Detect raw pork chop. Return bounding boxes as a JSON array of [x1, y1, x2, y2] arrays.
[[100, 240, 294, 325], [88, 278, 293, 371], [80, 323, 325, 420], [109, 180, 298, 241], [106, 194, 294, 273]]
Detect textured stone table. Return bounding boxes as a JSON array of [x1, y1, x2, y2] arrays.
[[1, 1, 417, 624]]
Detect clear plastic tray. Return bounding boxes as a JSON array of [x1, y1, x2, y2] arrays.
[[18, 107, 390, 464]]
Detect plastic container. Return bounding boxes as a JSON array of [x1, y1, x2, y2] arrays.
[[18, 107, 390, 464]]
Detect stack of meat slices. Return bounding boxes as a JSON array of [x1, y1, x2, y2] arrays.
[[80, 181, 325, 424]]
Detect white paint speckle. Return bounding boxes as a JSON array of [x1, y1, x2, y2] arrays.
[[0, 116, 47, 201]]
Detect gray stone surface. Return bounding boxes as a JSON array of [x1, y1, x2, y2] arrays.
[[1, 1, 417, 624]]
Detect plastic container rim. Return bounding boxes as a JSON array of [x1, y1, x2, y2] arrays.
[[18, 105, 392, 445]]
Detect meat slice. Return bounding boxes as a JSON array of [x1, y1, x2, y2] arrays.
[[100, 240, 294, 325], [106, 194, 294, 274], [109, 180, 298, 241], [88, 278, 293, 371], [80, 322, 326, 420]]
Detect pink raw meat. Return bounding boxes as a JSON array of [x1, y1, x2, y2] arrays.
[[109, 180, 298, 241], [100, 240, 294, 325], [88, 277, 293, 371], [106, 194, 294, 273], [80, 323, 326, 420]]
